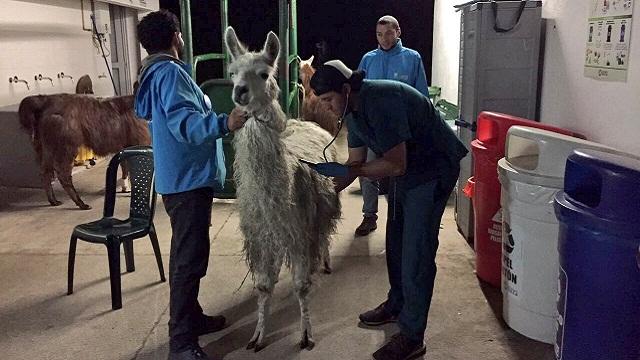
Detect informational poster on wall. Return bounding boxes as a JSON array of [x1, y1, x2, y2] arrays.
[[585, 0, 634, 82]]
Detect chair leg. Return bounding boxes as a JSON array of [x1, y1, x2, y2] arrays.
[[123, 240, 135, 273], [67, 235, 78, 295], [106, 239, 122, 310], [149, 225, 166, 282]]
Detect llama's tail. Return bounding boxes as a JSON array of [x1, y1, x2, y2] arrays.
[[18, 95, 48, 140]]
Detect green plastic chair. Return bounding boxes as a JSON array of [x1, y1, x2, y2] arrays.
[[428, 86, 442, 103], [435, 99, 459, 131], [67, 146, 165, 310]]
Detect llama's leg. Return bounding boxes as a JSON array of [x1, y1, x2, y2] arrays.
[[292, 259, 315, 350], [321, 242, 332, 274], [247, 271, 276, 352], [118, 161, 131, 193], [54, 158, 91, 210], [40, 158, 61, 206]]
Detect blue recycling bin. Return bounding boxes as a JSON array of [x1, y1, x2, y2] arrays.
[[554, 149, 640, 360]]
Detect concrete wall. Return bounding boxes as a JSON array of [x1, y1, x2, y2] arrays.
[[432, 0, 640, 155], [431, 0, 461, 104]]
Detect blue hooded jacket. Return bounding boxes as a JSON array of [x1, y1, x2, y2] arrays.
[[135, 54, 228, 195], [358, 39, 429, 96]]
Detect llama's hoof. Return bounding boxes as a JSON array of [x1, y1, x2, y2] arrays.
[[78, 203, 92, 210], [300, 331, 315, 350], [247, 338, 264, 352], [49, 200, 63, 206], [253, 343, 265, 352], [322, 262, 332, 274], [247, 330, 261, 351], [117, 179, 131, 193]]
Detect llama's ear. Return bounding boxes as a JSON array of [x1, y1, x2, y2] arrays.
[[262, 31, 280, 66], [307, 55, 314, 64], [225, 27, 245, 60]]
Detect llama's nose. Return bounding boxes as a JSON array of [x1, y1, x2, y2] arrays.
[[236, 86, 248, 97], [234, 86, 249, 105]]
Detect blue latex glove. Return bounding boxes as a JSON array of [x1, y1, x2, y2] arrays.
[[300, 160, 349, 177]]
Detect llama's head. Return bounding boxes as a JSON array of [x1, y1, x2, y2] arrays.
[[299, 56, 315, 95], [225, 27, 280, 113]]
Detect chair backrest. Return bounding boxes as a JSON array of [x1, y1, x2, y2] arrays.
[[103, 146, 156, 223], [435, 99, 459, 121]]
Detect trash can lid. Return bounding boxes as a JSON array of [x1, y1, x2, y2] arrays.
[[498, 157, 563, 188], [563, 149, 640, 225], [505, 126, 619, 180], [475, 112, 581, 155]]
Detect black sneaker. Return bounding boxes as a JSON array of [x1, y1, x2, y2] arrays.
[[355, 216, 378, 236], [372, 333, 426, 360], [195, 314, 226, 336], [359, 302, 398, 326], [168, 345, 210, 360]]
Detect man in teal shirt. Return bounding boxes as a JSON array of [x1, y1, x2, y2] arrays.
[[310, 60, 467, 360], [356, 15, 429, 237], [135, 10, 246, 360]]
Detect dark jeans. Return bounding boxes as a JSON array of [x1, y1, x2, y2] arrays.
[[162, 187, 213, 352], [384, 167, 459, 341]]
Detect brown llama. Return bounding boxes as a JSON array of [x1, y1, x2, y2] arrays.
[[75, 75, 94, 95], [299, 56, 342, 135], [18, 94, 150, 210]]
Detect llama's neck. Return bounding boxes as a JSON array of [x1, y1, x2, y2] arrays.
[[234, 100, 292, 198]]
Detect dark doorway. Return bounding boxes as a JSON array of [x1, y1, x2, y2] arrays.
[[159, 0, 434, 85]]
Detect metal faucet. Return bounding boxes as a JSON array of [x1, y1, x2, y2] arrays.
[[57, 72, 74, 83], [35, 74, 54, 86], [9, 76, 30, 90]]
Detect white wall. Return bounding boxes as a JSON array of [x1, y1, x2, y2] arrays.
[[0, 0, 158, 107], [431, 0, 461, 103], [540, 0, 640, 155], [432, 0, 640, 156], [137, 0, 159, 59], [125, 8, 142, 82], [0, 0, 115, 106]]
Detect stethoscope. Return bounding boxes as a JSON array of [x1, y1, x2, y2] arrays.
[[319, 91, 399, 220], [322, 92, 349, 162]]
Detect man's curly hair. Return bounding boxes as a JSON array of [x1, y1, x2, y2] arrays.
[[137, 10, 180, 54]]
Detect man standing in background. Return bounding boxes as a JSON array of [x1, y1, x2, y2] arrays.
[[355, 15, 429, 236]]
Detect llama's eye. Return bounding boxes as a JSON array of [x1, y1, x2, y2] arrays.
[[229, 72, 236, 78], [260, 73, 269, 80]]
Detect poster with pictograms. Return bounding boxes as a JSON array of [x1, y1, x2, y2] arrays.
[[585, 0, 634, 81]]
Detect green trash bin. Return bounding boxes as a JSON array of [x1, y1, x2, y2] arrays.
[[200, 79, 236, 199]]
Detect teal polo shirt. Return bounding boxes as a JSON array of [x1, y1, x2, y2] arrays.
[[347, 80, 468, 187]]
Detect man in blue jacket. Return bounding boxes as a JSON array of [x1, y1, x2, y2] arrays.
[[135, 10, 246, 360], [355, 15, 429, 236]]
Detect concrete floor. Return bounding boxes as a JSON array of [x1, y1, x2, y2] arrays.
[[0, 148, 555, 359]]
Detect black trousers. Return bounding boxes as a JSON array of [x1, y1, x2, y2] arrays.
[[162, 187, 213, 352]]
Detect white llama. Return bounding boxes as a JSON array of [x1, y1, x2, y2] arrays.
[[225, 27, 341, 351]]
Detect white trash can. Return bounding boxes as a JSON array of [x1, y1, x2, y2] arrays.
[[498, 126, 621, 344]]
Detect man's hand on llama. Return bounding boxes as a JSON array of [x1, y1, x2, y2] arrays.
[[227, 107, 248, 131]]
